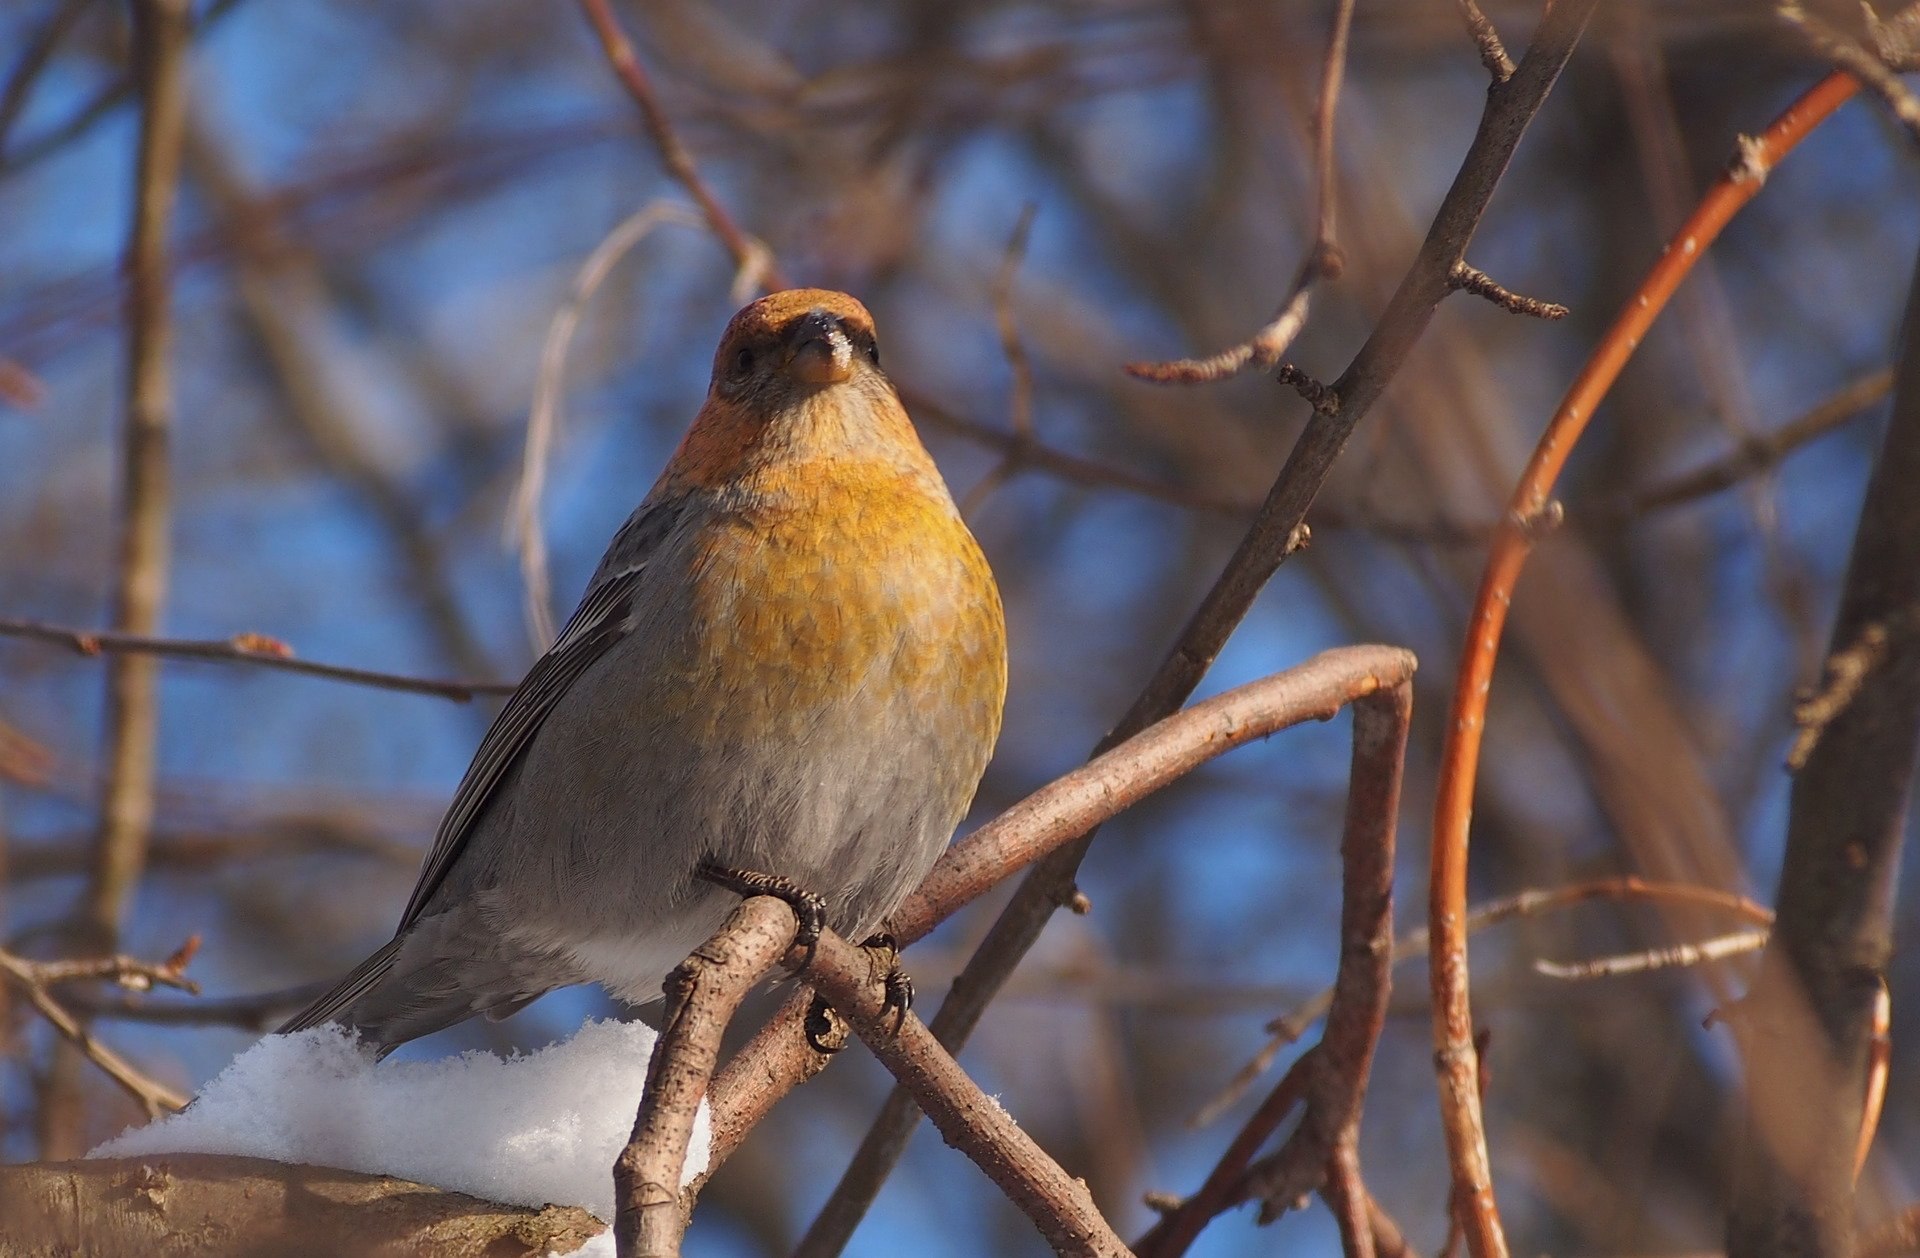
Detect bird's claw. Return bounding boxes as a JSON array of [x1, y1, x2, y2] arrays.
[[804, 992, 849, 1055], [695, 860, 828, 962], [860, 932, 912, 1034]]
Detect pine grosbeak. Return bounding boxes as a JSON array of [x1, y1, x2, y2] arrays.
[[283, 289, 1007, 1054]]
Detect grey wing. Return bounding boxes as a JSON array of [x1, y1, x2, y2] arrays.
[[392, 573, 633, 928], [395, 502, 678, 930]]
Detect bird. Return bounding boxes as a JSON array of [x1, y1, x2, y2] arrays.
[[280, 288, 1007, 1056]]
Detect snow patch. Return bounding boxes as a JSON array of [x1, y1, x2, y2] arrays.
[[91, 1017, 707, 1229]]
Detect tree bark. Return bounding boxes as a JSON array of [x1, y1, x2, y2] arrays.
[[0, 1156, 604, 1257], [1726, 241, 1920, 1257]]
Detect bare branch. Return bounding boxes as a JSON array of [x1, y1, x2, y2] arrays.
[[1448, 261, 1568, 320], [1124, 0, 1354, 385], [0, 947, 191, 1116], [510, 201, 710, 651], [1454, 0, 1514, 82], [0, 617, 514, 701], [614, 898, 794, 1258], [575, 0, 784, 291]]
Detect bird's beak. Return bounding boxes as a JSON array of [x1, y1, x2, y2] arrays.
[[784, 312, 855, 386]]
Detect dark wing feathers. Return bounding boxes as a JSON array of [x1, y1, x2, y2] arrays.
[[397, 564, 642, 929], [277, 502, 681, 1040]]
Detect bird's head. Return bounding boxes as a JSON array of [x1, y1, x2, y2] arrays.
[[663, 289, 928, 492], [709, 288, 884, 407]]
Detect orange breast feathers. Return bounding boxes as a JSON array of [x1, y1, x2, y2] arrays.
[[677, 457, 1005, 727]]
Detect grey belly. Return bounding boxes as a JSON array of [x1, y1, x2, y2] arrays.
[[421, 649, 961, 1001]]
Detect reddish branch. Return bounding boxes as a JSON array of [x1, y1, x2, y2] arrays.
[[1426, 70, 1860, 1258]]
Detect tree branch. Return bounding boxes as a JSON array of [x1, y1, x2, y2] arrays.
[[1727, 206, 1920, 1258]]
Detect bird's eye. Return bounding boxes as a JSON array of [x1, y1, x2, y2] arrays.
[[863, 337, 881, 367], [732, 346, 754, 376]]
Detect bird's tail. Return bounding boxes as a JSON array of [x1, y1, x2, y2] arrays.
[[276, 937, 403, 1036]]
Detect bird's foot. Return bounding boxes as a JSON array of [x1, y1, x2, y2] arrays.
[[860, 932, 913, 1035], [804, 992, 850, 1055], [695, 861, 828, 963]]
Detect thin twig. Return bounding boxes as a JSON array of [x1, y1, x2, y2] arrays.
[[794, 925, 1132, 1257], [510, 201, 709, 651], [0, 947, 191, 1116], [1454, 0, 1514, 82], [0, 617, 513, 700], [575, 0, 784, 292], [1532, 928, 1769, 980], [1429, 71, 1858, 1258], [1135, 684, 1410, 1257], [1194, 877, 1773, 1129], [1124, 0, 1354, 385], [1448, 261, 1568, 320]]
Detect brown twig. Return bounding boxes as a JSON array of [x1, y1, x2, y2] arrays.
[[1194, 876, 1774, 1128], [575, 0, 784, 291], [1447, 261, 1568, 320], [1124, 0, 1353, 385], [798, 926, 1132, 1256], [87, 0, 190, 949], [510, 201, 710, 651], [0, 617, 513, 700], [614, 897, 796, 1258], [1454, 0, 1514, 83], [1429, 71, 1859, 1258], [0, 946, 191, 1116], [1135, 683, 1410, 1257], [706, 647, 1415, 1192], [1531, 928, 1769, 980]]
